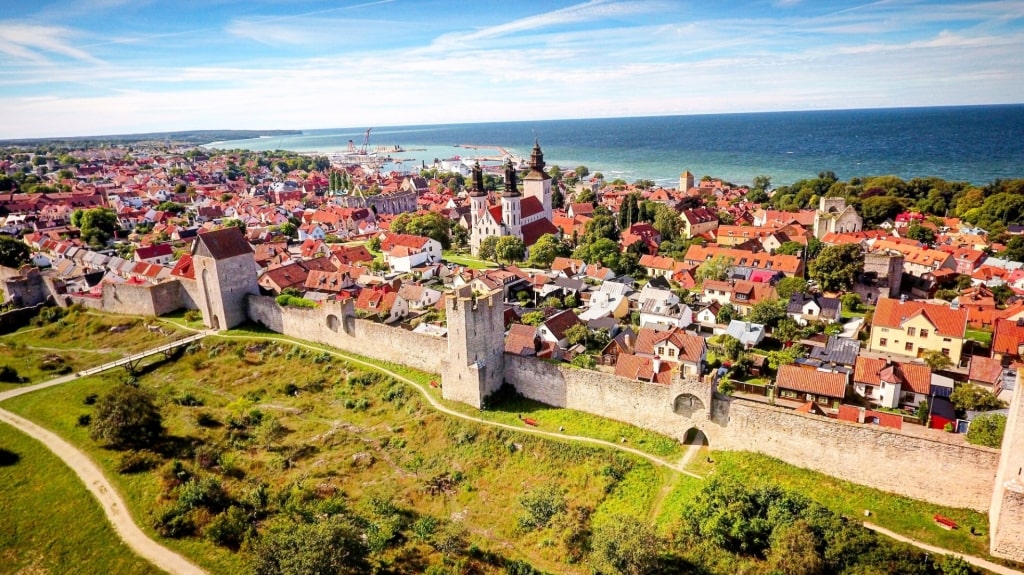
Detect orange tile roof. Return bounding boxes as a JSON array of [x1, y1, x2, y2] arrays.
[[853, 356, 932, 395], [776, 364, 847, 398], [872, 297, 967, 337], [993, 318, 1024, 357]]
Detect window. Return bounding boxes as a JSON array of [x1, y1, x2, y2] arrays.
[[907, 327, 916, 336], [668, 348, 676, 357], [920, 329, 929, 338], [879, 338, 888, 346], [942, 348, 950, 356], [905, 342, 914, 352], [881, 327, 890, 333], [943, 338, 951, 342], [657, 347, 664, 356]]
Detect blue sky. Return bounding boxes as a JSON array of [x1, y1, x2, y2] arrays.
[[1, 0, 1022, 138]]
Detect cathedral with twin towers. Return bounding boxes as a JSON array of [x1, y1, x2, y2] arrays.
[[468, 141, 559, 257]]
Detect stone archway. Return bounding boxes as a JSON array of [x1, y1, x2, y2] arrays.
[[673, 393, 706, 418]]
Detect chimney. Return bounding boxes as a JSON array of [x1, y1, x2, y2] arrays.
[[652, 356, 662, 374], [857, 406, 866, 424]]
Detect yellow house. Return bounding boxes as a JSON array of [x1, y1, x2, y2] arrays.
[[869, 298, 968, 366]]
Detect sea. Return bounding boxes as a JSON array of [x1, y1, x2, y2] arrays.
[[206, 104, 1024, 188]]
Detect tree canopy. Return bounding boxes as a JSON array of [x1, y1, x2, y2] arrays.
[[527, 233, 569, 268], [0, 236, 30, 268], [966, 413, 1007, 448], [73, 207, 119, 248], [808, 244, 864, 292], [389, 212, 452, 249], [494, 236, 525, 264], [89, 383, 164, 448]]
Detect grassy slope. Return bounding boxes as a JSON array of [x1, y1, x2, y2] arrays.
[[2, 338, 666, 574], [1, 318, 1008, 573], [0, 309, 187, 391], [0, 422, 154, 575]]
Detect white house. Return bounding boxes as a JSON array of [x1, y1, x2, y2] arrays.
[[725, 320, 765, 348], [636, 284, 692, 329], [381, 233, 442, 273], [397, 283, 442, 310]]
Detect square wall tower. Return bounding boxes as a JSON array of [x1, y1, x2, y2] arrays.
[[990, 371, 1024, 562], [442, 285, 506, 408]]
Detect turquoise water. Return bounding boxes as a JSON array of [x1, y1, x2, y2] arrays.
[[207, 105, 1024, 187]]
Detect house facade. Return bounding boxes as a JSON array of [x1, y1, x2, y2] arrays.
[[869, 297, 968, 365]]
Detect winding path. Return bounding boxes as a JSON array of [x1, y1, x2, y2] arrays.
[[3, 322, 1019, 575]]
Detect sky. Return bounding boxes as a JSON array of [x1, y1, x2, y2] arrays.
[[1, 0, 1022, 139]]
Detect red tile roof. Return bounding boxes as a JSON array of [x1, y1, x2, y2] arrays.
[[614, 353, 673, 384], [853, 356, 932, 395], [993, 318, 1024, 357], [968, 355, 1003, 385], [776, 364, 847, 398], [872, 298, 968, 337]]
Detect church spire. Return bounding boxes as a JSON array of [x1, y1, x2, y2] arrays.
[[469, 160, 486, 197], [502, 159, 520, 197], [529, 139, 545, 173]]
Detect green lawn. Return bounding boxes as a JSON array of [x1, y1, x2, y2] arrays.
[[0, 422, 154, 575], [965, 328, 993, 346], [442, 250, 497, 269]]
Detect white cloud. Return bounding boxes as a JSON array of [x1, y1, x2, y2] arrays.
[[0, 22, 103, 65]]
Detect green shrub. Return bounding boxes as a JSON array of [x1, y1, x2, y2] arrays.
[[183, 309, 202, 322], [76, 413, 91, 427], [275, 294, 317, 308], [174, 392, 204, 407], [177, 476, 230, 512], [967, 413, 1007, 448], [517, 484, 566, 531], [153, 503, 194, 538], [117, 450, 162, 474], [205, 506, 252, 550], [0, 365, 24, 383]]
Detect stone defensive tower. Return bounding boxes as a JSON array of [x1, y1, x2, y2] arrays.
[[192, 227, 259, 330], [990, 371, 1024, 562], [679, 170, 694, 192], [441, 285, 505, 408]]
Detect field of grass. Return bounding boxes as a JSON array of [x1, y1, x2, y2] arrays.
[[2, 336, 671, 574], [0, 308, 188, 391], [0, 422, 154, 575]]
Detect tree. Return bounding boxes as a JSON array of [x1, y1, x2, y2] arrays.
[[905, 224, 936, 244], [390, 212, 451, 249], [966, 413, 1007, 448], [478, 236, 500, 261], [0, 236, 30, 268], [581, 214, 618, 243], [773, 317, 801, 345], [775, 241, 805, 256], [521, 311, 545, 326], [75, 207, 119, 247], [715, 303, 737, 325], [696, 255, 732, 285], [250, 516, 369, 575], [494, 236, 525, 264], [992, 284, 1014, 306], [747, 298, 788, 329], [528, 233, 569, 268], [775, 277, 808, 301], [809, 244, 864, 292], [589, 516, 661, 575], [1000, 236, 1024, 263], [767, 520, 825, 575], [575, 165, 590, 178], [719, 334, 743, 361], [861, 195, 905, 225], [89, 383, 164, 448], [840, 292, 862, 313], [922, 350, 952, 371], [950, 383, 1005, 412], [565, 323, 589, 347]]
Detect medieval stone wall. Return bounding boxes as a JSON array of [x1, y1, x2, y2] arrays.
[[69, 280, 184, 317], [246, 295, 446, 373], [504, 353, 998, 511]]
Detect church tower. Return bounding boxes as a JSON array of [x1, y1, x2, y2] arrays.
[[522, 140, 552, 217], [468, 161, 488, 254], [501, 159, 521, 240]]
